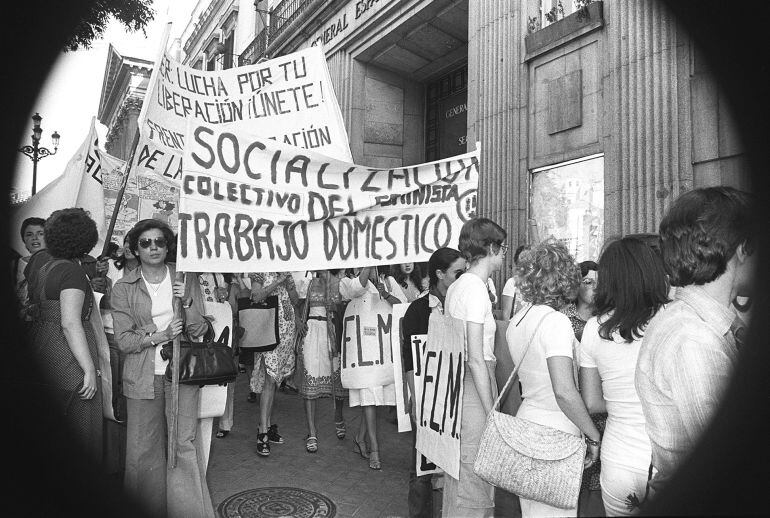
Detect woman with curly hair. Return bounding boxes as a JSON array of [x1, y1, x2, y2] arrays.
[[25, 208, 103, 464], [506, 239, 601, 517], [579, 237, 668, 515], [442, 217, 507, 517], [112, 219, 213, 518]]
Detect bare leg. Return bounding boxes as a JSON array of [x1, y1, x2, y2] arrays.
[[355, 407, 367, 443], [304, 398, 317, 437], [259, 380, 276, 433], [364, 406, 378, 453], [334, 397, 344, 423], [364, 406, 381, 469]]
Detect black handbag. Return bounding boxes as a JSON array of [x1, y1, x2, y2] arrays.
[[237, 295, 280, 352], [163, 319, 238, 386]]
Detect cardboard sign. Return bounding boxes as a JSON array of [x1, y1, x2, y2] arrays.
[[340, 295, 395, 389], [414, 312, 466, 480], [134, 46, 352, 189], [390, 303, 412, 433], [102, 163, 179, 243], [177, 120, 479, 272], [416, 449, 442, 477]]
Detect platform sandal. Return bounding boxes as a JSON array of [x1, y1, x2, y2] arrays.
[[306, 435, 318, 453], [256, 431, 270, 456], [335, 421, 346, 440], [369, 450, 381, 470]]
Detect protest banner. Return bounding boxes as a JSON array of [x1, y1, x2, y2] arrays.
[[390, 302, 412, 433], [413, 312, 465, 480], [133, 46, 352, 190], [176, 120, 479, 272], [340, 295, 395, 389], [101, 166, 179, 242], [11, 118, 125, 256]]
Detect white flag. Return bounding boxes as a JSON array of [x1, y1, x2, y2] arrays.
[[11, 117, 126, 256]]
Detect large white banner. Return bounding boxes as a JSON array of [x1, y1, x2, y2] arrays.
[[176, 121, 479, 272], [414, 312, 466, 480], [133, 46, 352, 188]]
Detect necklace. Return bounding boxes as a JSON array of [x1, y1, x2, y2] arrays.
[[141, 267, 167, 297]]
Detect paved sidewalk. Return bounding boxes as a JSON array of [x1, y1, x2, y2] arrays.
[[206, 371, 521, 517], [207, 371, 414, 517]]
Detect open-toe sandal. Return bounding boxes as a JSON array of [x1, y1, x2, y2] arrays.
[[352, 437, 369, 459], [256, 432, 270, 457], [369, 450, 381, 470], [306, 435, 318, 453], [335, 421, 346, 440]]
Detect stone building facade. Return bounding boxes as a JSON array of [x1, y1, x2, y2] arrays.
[[100, 0, 749, 282], [97, 44, 153, 160]]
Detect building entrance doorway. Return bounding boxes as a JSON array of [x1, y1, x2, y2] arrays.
[[426, 64, 468, 161]]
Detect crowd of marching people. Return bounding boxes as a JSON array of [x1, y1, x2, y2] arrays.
[[12, 185, 755, 518]]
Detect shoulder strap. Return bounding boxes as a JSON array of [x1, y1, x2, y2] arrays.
[[493, 308, 555, 412], [32, 259, 71, 303]]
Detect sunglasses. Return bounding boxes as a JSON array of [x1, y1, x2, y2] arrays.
[[138, 237, 168, 249]]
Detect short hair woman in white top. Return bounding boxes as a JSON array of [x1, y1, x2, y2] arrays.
[[506, 239, 601, 518], [443, 217, 507, 517], [579, 237, 669, 515]]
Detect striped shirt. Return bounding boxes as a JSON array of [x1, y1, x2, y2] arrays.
[[635, 285, 739, 493]]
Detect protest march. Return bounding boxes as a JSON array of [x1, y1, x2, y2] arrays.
[[10, 14, 759, 518]]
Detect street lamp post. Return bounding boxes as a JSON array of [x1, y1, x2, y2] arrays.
[[17, 112, 60, 195]]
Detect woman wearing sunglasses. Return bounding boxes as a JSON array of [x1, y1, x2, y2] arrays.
[[111, 219, 214, 518]]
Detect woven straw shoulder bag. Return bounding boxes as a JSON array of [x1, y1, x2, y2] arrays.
[[473, 309, 586, 510]]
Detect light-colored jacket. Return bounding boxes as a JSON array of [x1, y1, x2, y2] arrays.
[[112, 264, 206, 399]]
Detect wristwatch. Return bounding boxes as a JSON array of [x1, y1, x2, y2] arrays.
[[584, 436, 601, 447]]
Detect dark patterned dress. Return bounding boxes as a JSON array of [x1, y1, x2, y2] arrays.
[[248, 272, 296, 393], [28, 256, 103, 464], [561, 302, 607, 493]]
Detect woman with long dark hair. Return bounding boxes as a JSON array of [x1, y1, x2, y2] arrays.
[[386, 262, 426, 302], [112, 219, 213, 518], [579, 237, 669, 515], [26, 208, 103, 463], [401, 247, 466, 517]]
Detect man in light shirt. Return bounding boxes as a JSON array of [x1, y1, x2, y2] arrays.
[[635, 186, 756, 498]]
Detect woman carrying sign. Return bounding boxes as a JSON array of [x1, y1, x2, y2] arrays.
[[340, 266, 405, 470], [111, 219, 214, 518], [443, 218, 507, 517], [401, 248, 467, 518]]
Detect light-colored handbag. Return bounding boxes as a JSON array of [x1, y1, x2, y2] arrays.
[[473, 309, 586, 510]]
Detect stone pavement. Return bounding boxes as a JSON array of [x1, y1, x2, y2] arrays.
[[206, 371, 520, 517]]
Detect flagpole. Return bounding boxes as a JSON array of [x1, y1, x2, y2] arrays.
[[99, 129, 140, 259]]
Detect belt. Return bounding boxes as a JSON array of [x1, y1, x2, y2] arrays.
[[307, 316, 327, 321]]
